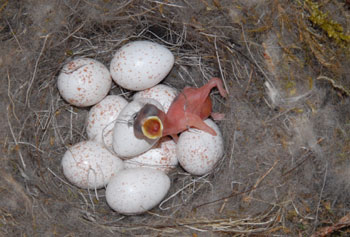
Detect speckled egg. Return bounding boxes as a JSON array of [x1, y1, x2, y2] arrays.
[[133, 84, 177, 112], [110, 41, 174, 91], [112, 98, 164, 158], [61, 140, 124, 189], [105, 167, 170, 215], [57, 58, 112, 107], [176, 119, 224, 175], [86, 95, 128, 150], [124, 137, 178, 173]]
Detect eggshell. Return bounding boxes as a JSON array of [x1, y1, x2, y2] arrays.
[[86, 95, 128, 150], [112, 98, 164, 158], [133, 84, 177, 112], [61, 140, 124, 189], [124, 137, 178, 173], [110, 41, 174, 91], [176, 119, 224, 175], [57, 58, 112, 107], [105, 167, 170, 215]]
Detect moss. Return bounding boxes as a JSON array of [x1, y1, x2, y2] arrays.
[[305, 0, 350, 47]]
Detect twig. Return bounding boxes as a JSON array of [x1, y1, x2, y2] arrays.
[[244, 68, 253, 94], [5, 18, 23, 51], [311, 214, 350, 237], [145, 0, 186, 8], [7, 105, 26, 169], [26, 34, 50, 108], [313, 163, 328, 233], [55, 22, 86, 46], [214, 37, 229, 93], [7, 70, 19, 122], [248, 159, 279, 198], [159, 174, 210, 210], [241, 24, 272, 84], [282, 138, 324, 177], [47, 167, 73, 187], [17, 141, 44, 153]]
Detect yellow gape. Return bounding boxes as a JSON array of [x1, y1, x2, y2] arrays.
[[141, 116, 163, 139]]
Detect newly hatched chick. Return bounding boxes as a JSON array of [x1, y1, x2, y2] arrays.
[[133, 77, 228, 142]]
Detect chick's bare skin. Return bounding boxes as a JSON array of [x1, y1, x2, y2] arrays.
[[133, 77, 227, 142]]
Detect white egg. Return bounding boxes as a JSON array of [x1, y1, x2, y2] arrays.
[[110, 41, 174, 91], [57, 58, 112, 107], [86, 95, 128, 150], [112, 98, 164, 158], [176, 119, 224, 175], [124, 137, 178, 173], [133, 84, 177, 112], [105, 168, 170, 215], [61, 140, 124, 189]]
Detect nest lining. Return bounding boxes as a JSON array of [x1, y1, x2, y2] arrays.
[[2, 0, 350, 236]]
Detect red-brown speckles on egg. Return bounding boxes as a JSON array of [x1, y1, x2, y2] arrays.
[[68, 98, 79, 104]]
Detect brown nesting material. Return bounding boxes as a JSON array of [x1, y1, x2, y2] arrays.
[[2, 0, 350, 236]]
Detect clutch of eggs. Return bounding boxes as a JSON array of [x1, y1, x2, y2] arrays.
[[58, 40, 226, 215]]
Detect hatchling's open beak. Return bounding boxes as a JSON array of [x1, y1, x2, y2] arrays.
[[141, 116, 163, 139], [133, 103, 165, 140]]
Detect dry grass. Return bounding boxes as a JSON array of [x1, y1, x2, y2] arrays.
[[1, 0, 350, 236]]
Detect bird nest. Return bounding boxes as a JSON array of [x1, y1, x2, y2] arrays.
[[2, 0, 350, 236]]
